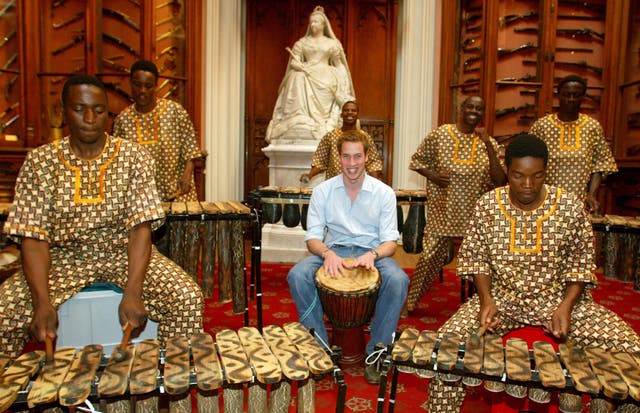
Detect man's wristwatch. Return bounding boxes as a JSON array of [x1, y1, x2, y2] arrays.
[[370, 249, 379, 259]]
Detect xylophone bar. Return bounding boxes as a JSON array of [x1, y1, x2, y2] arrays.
[[376, 329, 640, 413], [7, 322, 346, 413]]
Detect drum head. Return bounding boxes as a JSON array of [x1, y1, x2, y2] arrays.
[[315, 257, 381, 293]]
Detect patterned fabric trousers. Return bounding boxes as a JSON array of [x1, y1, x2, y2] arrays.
[[427, 296, 640, 412], [0, 247, 204, 358], [406, 234, 452, 311]]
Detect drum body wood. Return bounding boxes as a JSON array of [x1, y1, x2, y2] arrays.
[[315, 258, 381, 365]]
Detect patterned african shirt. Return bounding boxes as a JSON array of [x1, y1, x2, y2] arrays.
[[3, 135, 164, 253], [409, 124, 503, 237], [530, 113, 617, 201], [310, 128, 383, 179], [457, 185, 597, 326], [113, 98, 202, 201]]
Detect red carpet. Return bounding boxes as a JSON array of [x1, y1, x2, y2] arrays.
[[202, 264, 640, 413]]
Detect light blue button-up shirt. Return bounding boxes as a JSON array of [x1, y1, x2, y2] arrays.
[[304, 174, 399, 249]]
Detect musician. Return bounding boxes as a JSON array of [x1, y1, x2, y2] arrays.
[[0, 75, 204, 359], [530, 74, 617, 215], [300, 101, 383, 183], [113, 59, 203, 202], [404, 95, 505, 314], [288, 130, 408, 385], [427, 133, 639, 413]]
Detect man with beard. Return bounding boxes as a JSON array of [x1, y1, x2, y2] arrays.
[[404, 96, 505, 314], [113, 60, 203, 202], [300, 100, 383, 183], [426, 133, 639, 413], [288, 131, 408, 385], [530, 75, 617, 214]]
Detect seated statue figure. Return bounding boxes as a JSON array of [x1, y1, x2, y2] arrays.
[[266, 6, 355, 143]]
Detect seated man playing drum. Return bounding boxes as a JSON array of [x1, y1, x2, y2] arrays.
[[427, 133, 640, 413], [288, 130, 409, 385], [0, 75, 204, 359]]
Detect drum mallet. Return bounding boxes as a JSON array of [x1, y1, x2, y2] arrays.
[[468, 323, 489, 347], [44, 335, 54, 364], [112, 322, 133, 362]]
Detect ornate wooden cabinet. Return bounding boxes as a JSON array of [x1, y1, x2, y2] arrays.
[[0, 0, 203, 202], [439, 0, 639, 215]]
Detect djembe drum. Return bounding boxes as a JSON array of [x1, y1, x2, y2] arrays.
[[315, 257, 381, 365]]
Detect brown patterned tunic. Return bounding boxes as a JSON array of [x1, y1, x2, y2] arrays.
[[530, 113, 617, 200], [113, 98, 202, 201], [0, 135, 203, 358], [310, 128, 383, 179], [427, 184, 640, 412], [458, 185, 597, 325], [409, 124, 502, 237]]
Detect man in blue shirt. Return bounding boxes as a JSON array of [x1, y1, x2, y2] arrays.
[[288, 130, 409, 384]]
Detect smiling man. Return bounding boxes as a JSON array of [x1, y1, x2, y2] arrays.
[[0, 75, 203, 359], [426, 133, 639, 413], [288, 130, 408, 384], [404, 95, 505, 314], [300, 100, 383, 183]]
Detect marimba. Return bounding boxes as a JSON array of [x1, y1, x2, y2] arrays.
[[374, 328, 640, 413], [591, 214, 640, 291], [4, 322, 347, 413], [247, 187, 428, 254], [161, 201, 263, 328]]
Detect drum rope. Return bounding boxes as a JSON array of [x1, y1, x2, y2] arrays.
[[76, 399, 100, 413], [313, 329, 334, 354], [365, 347, 385, 366], [300, 294, 320, 323]]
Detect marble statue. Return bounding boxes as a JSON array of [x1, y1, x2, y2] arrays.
[[266, 6, 355, 143]]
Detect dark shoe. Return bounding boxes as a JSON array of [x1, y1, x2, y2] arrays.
[[364, 363, 381, 385]]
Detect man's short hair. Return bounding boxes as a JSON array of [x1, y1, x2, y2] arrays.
[[130, 60, 159, 81], [342, 100, 358, 110], [505, 133, 548, 168], [557, 74, 587, 93], [336, 129, 370, 154], [62, 75, 107, 106]]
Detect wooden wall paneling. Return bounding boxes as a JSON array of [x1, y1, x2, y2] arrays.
[[0, 0, 22, 146], [489, 0, 544, 141], [437, 1, 457, 126], [244, 0, 291, 197], [349, 0, 396, 181], [0, 148, 25, 202], [612, 0, 634, 160], [538, 0, 556, 118], [184, 0, 203, 127]]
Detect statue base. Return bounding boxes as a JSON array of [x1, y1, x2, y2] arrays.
[[261, 142, 321, 263], [261, 224, 311, 263]]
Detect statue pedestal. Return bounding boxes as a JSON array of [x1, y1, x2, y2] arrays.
[[261, 142, 321, 263]]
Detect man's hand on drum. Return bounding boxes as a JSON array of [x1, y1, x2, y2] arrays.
[[321, 250, 349, 279], [353, 252, 376, 270]]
